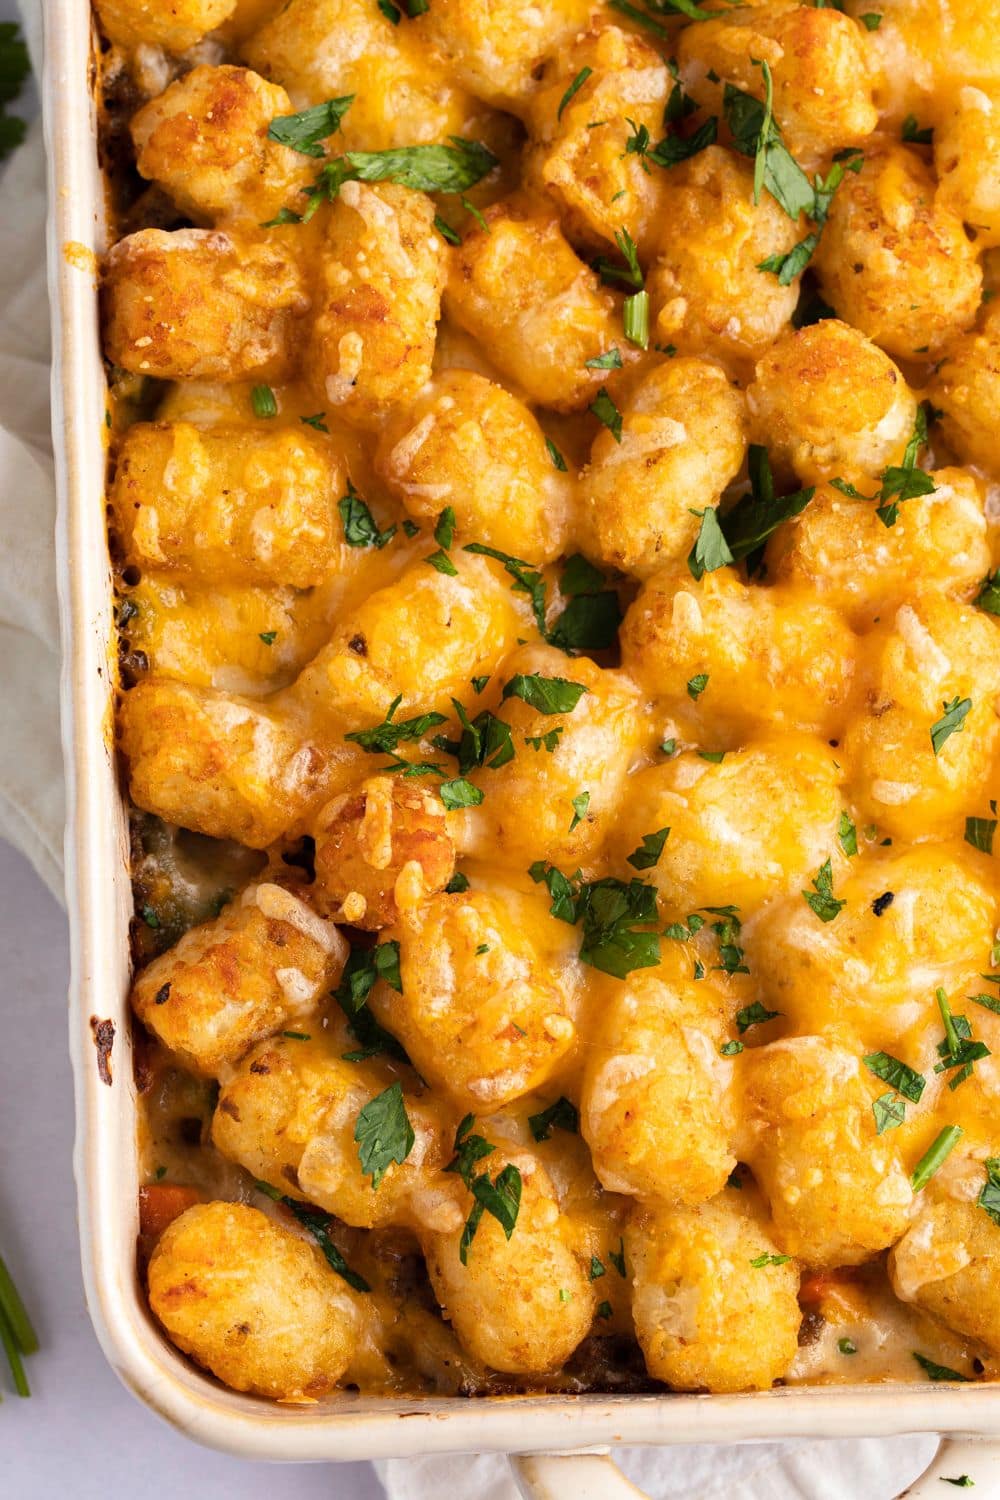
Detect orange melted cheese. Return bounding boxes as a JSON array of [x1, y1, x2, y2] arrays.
[[96, 0, 1000, 1405]]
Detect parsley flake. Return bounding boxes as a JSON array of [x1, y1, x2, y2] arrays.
[[528, 1096, 579, 1142], [626, 827, 670, 870], [355, 1081, 415, 1189], [930, 696, 972, 756], [802, 858, 845, 922], [267, 96, 354, 157]]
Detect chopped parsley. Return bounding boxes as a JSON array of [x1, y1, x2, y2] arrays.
[[333, 943, 406, 1064], [300, 412, 330, 433], [304, 137, 499, 211], [912, 1352, 970, 1382], [863, 1052, 925, 1102], [902, 114, 933, 145], [545, 437, 569, 472], [725, 61, 815, 220], [802, 858, 845, 922], [586, 346, 624, 372], [569, 791, 591, 831], [258, 630, 277, 646], [268, 96, 355, 157], [346, 695, 446, 755], [254, 1182, 370, 1292], [978, 1157, 1000, 1228], [445, 1115, 522, 1266], [590, 386, 624, 444], [838, 811, 858, 858], [966, 817, 997, 855], [930, 696, 972, 756], [445, 871, 470, 894], [715, 445, 815, 571], [608, 1238, 627, 1278], [735, 1001, 781, 1034], [720, 1040, 744, 1056], [975, 570, 1000, 615], [626, 827, 670, 871], [425, 548, 458, 575], [749, 1252, 791, 1268], [355, 1082, 415, 1189], [439, 777, 484, 810], [434, 213, 461, 245], [687, 506, 734, 580], [834, 405, 938, 525], [435, 700, 515, 775], [872, 1092, 906, 1135], [339, 482, 397, 548], [838, 1337, 859, 1355], [589, 1255, 606, 1280], [528, 1096, 579, 1142], [934, 987, 990, 1090], [529, 864, 662, 978], [501, 674, 588, 715]]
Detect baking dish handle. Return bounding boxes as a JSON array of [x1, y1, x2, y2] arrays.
[[509, 1436, 1000, 1499]]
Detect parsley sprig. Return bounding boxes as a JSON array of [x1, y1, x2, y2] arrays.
[[445, 1117, 522, 1265], [0, 1251, 37, 1397], [831, 405, 937, 527], [529, 864, 662, 978]]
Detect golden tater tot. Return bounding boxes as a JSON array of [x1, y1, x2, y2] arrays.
[[843, 595, 1000, 841], [444, 204, 626, 412], [103, 228, 309, 383], [890, 1171, 1000, 1356], [611, 736, 842, 915], [524, 27, 670, 259], [581, 358, 747, 580], [415, 0, 593, 111], [744, 843, 999, 1045], [627, 1187, 801, 1393], [456, 645, 647, 873], [94, 0, 234, 51], [120, 678, 354, 847], [582, 963, 736, 1206], [814, 145, 982, 361], [242, 0, 482, 153], [747, 320, 918, 486], [741, 1037, 914, 1266], [147, 1202, 362, 1399], [312, 775, 456, 929], [213, 1031, 450, 1231], [766, 472, 992, 624], [130, 67, 314, 227], [620, 567, 857, 744], [648, 147, 801, 369], [930, 304, 1000, 476], [132, 882, 347, 1077], [373, 884, 587, 1112], [935, 87, 1000, 249], [289, 551, 518, 729], [111, 422, 346, 588], [306, 183, 447, 431], [421, 1145, 594, 1375], [678, 3, 877, 165], [375, 371, 572, 562]]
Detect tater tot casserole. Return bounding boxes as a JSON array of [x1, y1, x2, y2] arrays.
[[93, 0, 1000, 1406]]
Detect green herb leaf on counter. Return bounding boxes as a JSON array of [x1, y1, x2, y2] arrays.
[[355, 1081, 415, 1189], [267, 96, 355, 157], [528, 1096, 579, 1142]]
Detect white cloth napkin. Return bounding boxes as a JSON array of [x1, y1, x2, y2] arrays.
[[0, 5, 939, 1495]]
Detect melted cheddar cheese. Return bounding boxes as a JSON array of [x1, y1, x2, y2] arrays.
[[97, 0, 1000, 1406]]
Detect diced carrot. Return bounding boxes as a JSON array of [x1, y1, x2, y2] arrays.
[[139, 1184, 204, 1242]]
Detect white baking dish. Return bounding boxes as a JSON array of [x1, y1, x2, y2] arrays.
[[41, 1, 1000, 1492]]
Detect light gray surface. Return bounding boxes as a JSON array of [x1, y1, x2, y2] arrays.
[[0, 839, 383, 1498]]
